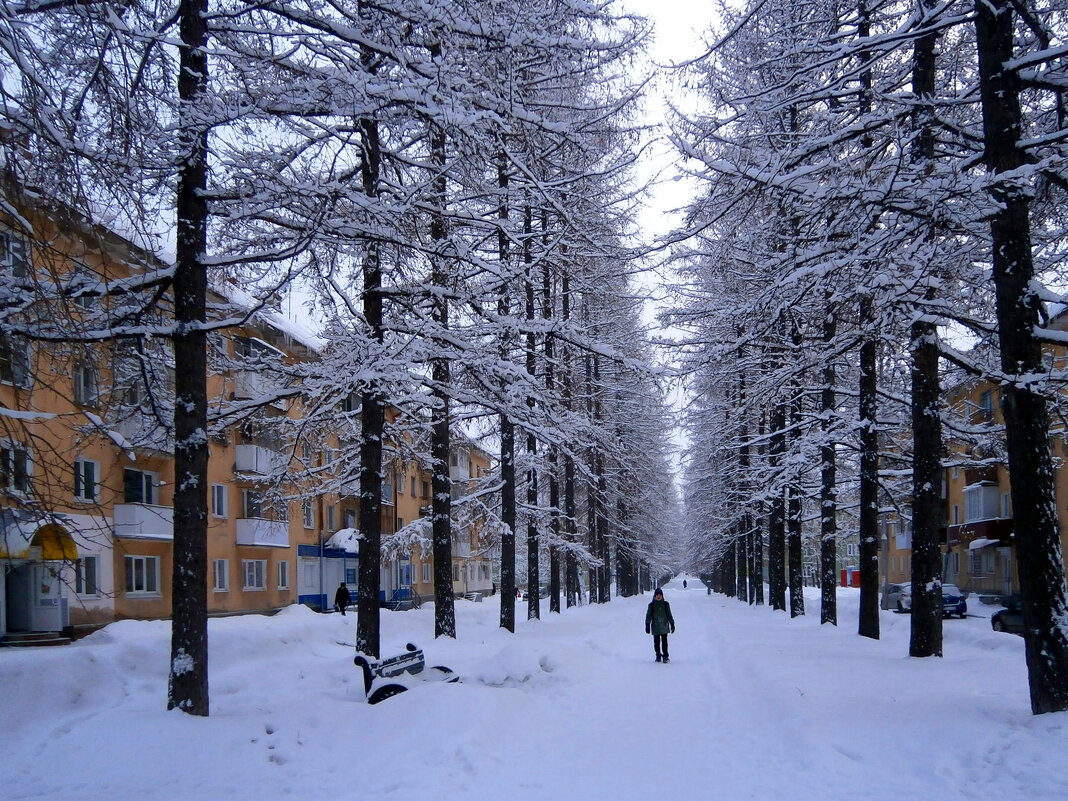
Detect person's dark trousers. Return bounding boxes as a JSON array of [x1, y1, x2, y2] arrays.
[[654, 634, 669, 660]]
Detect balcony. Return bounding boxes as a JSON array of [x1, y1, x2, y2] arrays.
[[235, 444, 286, 475], [948, 482, 1013, 547], [338, 479, 394, 506], [114, 503, 173, 540], [232, 369, 285, 409], [236, 518, 290, 547], [113, 415, 173, 454]]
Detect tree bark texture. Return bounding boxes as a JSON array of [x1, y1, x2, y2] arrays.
[[167, 0, 210, 717], [976, 0, 1068, 713]]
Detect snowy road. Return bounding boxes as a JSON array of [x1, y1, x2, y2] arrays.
[[2, 577, 1064, 801]]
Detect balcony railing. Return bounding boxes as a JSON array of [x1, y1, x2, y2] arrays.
[[236, 518, 290, 547], [114, 503, 173, 540], [338, 479, 394, 506], [232, 369, 286, 409], [235, 444, 286, 475]]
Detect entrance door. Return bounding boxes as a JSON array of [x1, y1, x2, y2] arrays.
[[30, 564, 63, 632]]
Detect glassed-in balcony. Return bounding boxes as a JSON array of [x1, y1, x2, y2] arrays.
[[236, 518, 290, 547], [113, 503, 173, 540]]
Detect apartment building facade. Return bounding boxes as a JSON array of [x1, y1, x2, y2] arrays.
[[1, 192, 495, 640]]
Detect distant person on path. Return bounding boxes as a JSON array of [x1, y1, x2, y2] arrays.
[[334, 581, 351, 615], [683, 579, 687, 589], [645, 588, 676, 663]]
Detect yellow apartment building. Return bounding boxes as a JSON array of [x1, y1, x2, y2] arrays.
[[2, 192, 498, 642]]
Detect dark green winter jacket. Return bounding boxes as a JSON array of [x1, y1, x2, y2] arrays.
[[645, 598, 675, 636]]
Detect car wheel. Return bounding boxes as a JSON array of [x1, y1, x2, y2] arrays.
[[961, 611, 968, 619], [993, 619, 1005, 632], [896, 600, 904, 612]]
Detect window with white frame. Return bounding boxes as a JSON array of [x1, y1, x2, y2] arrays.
[[213, 559, 229, 592], [1, 229, 30, 278], [74, 458, 98, 502], [1002, 493, 1012, 519], [302, 499, 314, 529], [277, 560, 290, 590], [326, 504, 335, 531], [211, 484, 228, 518], [423, 563, 431, 584], [242, 489, 264, 518], [123, 468, 156, 504], [124, 555, 160, 595], [242, 559, 267, 590], [73, 361, 99, 406], [398, 472, 405, 494], [846, 542, 858, 557], [1, 442, 32, 494], [411, 476, 417, 496], [0, 334, 30, 387], [75, 555, 99, 595], [452, 563, 459, 581]]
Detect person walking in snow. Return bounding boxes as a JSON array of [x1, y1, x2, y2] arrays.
[[645, 587, 675, 663], [334, 581, 351, 615]]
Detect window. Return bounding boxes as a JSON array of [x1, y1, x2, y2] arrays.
[[398, 472, 405, 494], [302, 498, 314, 528], [124, 468, 156, 505], [341, 392, 359, 413], [75, 556, 99, 595], [422, 481, 430, 499], [213, 559, 229, 592], [397, 517, 404, 530], [952, 505, 959, 525], [452, 563, 459, 581], [952, 466, 959, 480], [242, 559, 267, 590], [1, 229, 30, 278], [1002, 493, 1012, 519], [74, 458, 98, 502], [243, 489, 263, 518], [423, 563, 431, 583], [344, 508, 356, 529], [411, 476, 417, 496], [1, 443, 31, 494], [978, 389, 994, 421], [73, 362, 99, 406], [211, 484, 228, 518], [0, 334, 30, 387], [125, 555, 160, 595], [326, 504, 335, 531], [277, 560, 289, 590]]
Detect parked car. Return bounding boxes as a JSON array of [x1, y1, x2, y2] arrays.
[[890, 582, 967, 617], [991, 598, 1025, 635], [941, 585, 967, 618], [887, 582, 911, 612]]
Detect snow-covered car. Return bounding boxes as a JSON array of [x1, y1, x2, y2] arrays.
[[991, 599, 1024, 635]]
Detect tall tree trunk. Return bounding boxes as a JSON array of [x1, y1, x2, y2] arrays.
[[768, 396, 787, 612], [168, 0, 210, 716], [524, 201, 540, 621], [908, 0, 944, 658], [542, 221, 561, 613], [355, 67, 384, 659], [496, 147, 516, 632], [788, 321, 804, 617], [976, 0, 1068, 713], [820, 296, 838, 625], [858, 294, 880, 639], [428, 90, 455, 639]]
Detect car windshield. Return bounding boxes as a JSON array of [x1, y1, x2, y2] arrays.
[[942, 585, 961, 595]]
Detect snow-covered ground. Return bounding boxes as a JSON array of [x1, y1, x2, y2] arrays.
[[2, 577, 1064, 801]]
